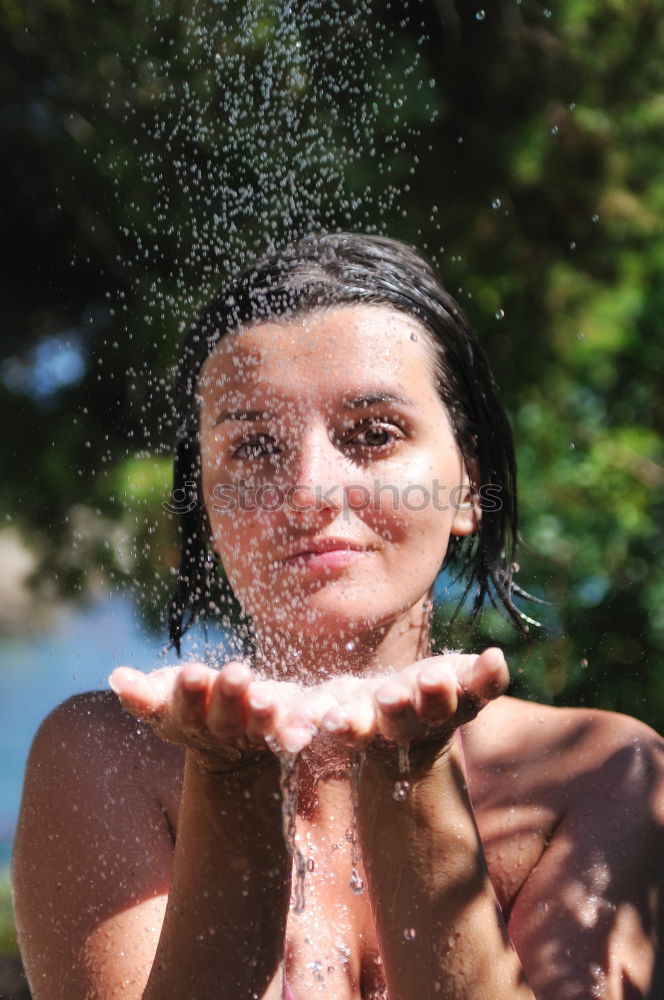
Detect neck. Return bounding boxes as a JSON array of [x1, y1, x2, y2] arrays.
[[251, 594, 434, 683]]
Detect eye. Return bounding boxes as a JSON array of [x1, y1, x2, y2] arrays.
[[345, 419, 404, 450], [231, 434, 281, 460]]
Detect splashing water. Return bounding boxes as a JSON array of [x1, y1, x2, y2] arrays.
[[112, 0, 435, 337], [91, 0, 456, 642]]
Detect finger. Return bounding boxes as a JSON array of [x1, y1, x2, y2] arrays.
[[415, 662, 459, 721], [267, 687, 343, 754], [416, 649, 508, 711], [321, 693, 377, 743], [374, 680, 418, 743], [206, 661, 252, 738], [108, 666, 171, 717], [469, 647, 509, 701], [245, 684, 278, 744], [289, 688, 339, 732], [271, 721, 317, 756], [171, 662, 213, 731]]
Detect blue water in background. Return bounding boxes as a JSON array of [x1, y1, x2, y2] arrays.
[[0, 592, 228, 868]]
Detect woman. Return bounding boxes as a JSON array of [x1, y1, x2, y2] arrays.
[[12, 233, 664, 1000]]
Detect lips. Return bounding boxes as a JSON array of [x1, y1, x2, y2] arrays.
[[284, 537, 368, 559], [281, 537, 372, 571]]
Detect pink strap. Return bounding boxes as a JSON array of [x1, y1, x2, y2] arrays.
[[456, 726, 467, 772]]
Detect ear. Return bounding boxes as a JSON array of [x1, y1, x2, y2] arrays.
[[450, 466, 481, 538]]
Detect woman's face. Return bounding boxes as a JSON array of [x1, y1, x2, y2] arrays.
[[198, 304, 477, 642]]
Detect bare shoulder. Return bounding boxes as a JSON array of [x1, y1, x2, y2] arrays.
[[463, 695, 664, 922], [20, 689, 184, 808], [14, 688, 185, 875], [465, 699, 664, 996], [13, 692, 184, 1000], [465, 693, 664, 799]]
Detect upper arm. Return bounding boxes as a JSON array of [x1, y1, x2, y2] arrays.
[[12, 693, 178, 1000], [508, 713, 664, 1000]]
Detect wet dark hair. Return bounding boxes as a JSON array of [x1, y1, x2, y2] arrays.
[[167, 231, 533, 656]]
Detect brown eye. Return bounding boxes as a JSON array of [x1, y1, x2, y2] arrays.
[[232, 435, 280, 459], [348, 420, 403, 449], [360, 426, 391, 447]]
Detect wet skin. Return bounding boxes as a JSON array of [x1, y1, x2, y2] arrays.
[[12, 306, 664, 1000]]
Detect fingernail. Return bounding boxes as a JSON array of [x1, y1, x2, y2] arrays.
[[419, 667, 443, 690], [249, 693, 272, 712], [222, 672, 247, 694], [182, 668, 206, 690], [283, 731, 309, 754], [108, 673, 122, 695], [377, 688, 402, 708], [323, 715, 347, 734], [484, 647, 506, 669]]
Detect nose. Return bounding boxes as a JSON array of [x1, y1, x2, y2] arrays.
[[283, 424, 344, 525]]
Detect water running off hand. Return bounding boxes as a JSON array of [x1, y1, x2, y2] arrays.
[[347, 751, 366, 895], [393, 743, 411, 801], [276, 750, 307, 914]]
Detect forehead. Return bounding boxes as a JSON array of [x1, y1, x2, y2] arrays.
[[197, 304, 439, 406]]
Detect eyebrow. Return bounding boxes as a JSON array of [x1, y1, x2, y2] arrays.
[[343, 391, 417, 410], [213, 409, 269, 426]]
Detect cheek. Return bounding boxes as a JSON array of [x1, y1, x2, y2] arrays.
[[207, 498, 286, 577], [356, 450, 460, 541]]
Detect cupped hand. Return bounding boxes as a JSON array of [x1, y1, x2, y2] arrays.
[[108, 661, 335, 770], [313, 647, 509, 758]]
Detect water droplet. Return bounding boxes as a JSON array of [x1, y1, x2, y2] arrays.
[[404, 927, 417, 940], [550, 125, 559, 136], [543, 8, 552, 18], [538, 900, 549, 913], [410, 331, 418, 341], [592, 214, 600, 223], [475, 9, 486, 21], [349, 869, 365, 894], [569, 241, 576, 250], [491, 197, 502, 209], [393, 780, 411, 801], [580, 658, 589, 669], [495, 309, 505, 320], [308, 960, 324, 982]]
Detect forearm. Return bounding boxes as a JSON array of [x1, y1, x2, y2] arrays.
[[357, 741, 535, 1000], [143, 750, 290, 1000]]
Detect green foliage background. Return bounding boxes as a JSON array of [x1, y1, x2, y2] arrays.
[[2, 0, 664, 731]]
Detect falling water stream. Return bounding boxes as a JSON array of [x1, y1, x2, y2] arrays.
[[347, 751, 366, 896], [276, 750, 308, 914]]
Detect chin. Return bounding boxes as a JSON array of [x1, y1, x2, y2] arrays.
[[252, 592, 406, 642]]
